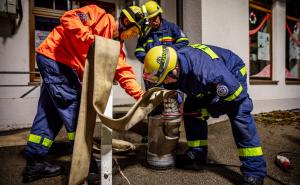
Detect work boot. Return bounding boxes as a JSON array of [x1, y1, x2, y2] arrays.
[[242, 176, 264, 185], [175, 148, 207, 170], [22, 159, 64, 183], [67, 141, 74, 154]]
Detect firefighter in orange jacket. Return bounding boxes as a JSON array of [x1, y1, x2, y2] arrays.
[[22, 5, 145, 183]]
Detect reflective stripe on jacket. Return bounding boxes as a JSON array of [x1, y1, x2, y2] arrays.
[[135, 19, 189, 63]]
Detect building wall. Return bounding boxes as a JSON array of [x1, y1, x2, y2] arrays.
[[183, 1, 202, 44], [199, 0, 300, 113], [0, 0, 39, 130]]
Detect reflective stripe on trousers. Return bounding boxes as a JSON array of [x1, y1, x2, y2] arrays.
[[28, 133, 53, 148], [183, 93, 266, 178], [187, 139, 208, 147]]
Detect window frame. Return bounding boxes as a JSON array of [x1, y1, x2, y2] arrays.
[[285, 15, 300, 84], [29, 1, 65, 83], [249, 2, 276, 85], [29, 0, 116, 83]]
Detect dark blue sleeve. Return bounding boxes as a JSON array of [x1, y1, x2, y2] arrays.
[[170, 23, 189, 51], [134, 37, 146, 63]]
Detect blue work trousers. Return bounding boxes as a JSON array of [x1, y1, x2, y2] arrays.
[[24, 54, 81, 158], [183, 74, 267, 178]]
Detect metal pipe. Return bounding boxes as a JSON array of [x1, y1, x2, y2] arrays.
[[176, 0, 183, 30]]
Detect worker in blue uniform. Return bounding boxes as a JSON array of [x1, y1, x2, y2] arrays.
[[143, 45, 267, 185], [136, 0, 188, 117], [21, 5, 146, 183], [135, 0, 189, 63]]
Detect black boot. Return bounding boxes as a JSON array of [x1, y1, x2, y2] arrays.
[[22, 159, 64, 183], [175, 149, 207, 170], [242, 176, 264, 185], [89, 157, 101, 174]]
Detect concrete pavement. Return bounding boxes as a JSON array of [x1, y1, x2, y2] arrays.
[[0, 112, 299, 185]]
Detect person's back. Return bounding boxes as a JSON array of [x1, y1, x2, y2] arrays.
[[178, 45, 245, 74], [176, 44, 248, 104], [37, 5, 116, 80]]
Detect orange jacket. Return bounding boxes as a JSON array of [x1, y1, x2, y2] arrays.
[[36, 5, 143, 100]]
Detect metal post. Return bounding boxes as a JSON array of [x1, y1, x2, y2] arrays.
[[101, 91, 113, 185]]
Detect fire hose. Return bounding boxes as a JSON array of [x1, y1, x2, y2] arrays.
[[68, 36, 177, 185]]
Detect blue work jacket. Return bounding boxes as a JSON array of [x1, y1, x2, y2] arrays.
[[176, 44, 248, 106], [135, 19, 189, 63]]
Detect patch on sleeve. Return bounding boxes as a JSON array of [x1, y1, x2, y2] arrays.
[[216, 84, 228, 97], [76, 12, 88, 23]]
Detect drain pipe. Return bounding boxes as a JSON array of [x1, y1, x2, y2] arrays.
[[176, 0, 183, 30]]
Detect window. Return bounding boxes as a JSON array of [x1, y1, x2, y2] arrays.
[[285, 0, 300, 82], [29, 0, 69, 82], [249, 0, 272, 81], [29, 0, 115, 83]]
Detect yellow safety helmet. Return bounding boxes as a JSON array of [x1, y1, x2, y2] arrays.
[[143, 46, 177, 85], [143, 1, 163, 18], [119, 6, 145, 39], [120, 6, 144, 30]]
